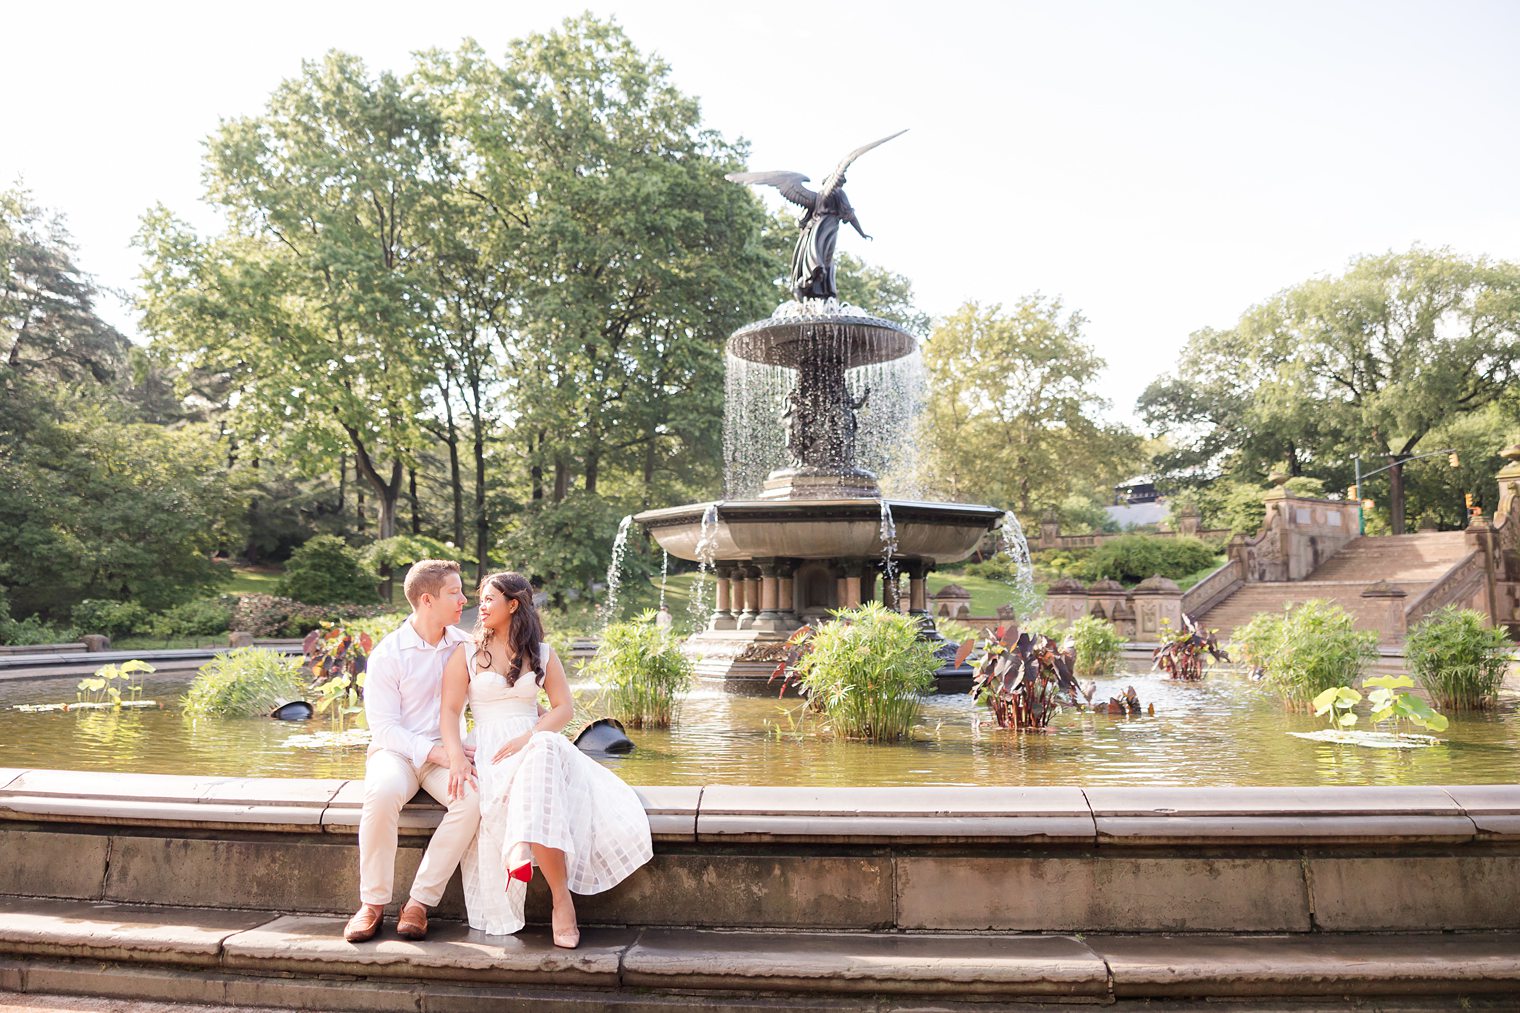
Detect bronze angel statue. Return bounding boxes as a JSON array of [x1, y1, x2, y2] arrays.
[[727, 130, 906, 302]]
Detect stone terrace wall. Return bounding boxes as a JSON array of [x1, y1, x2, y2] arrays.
[[2, 769, 1518, 935]]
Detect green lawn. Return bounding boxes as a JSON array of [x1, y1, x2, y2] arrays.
[[222, 565, 284, 596]]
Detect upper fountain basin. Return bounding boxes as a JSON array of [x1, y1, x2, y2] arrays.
[[633, 498, 1004, 564], [727, 299, 916, 369]]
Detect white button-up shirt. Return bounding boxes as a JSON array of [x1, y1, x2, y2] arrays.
[[364, 616, 471, 768]]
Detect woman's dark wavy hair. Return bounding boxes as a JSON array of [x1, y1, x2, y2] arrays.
[[473, 571, 545, 687]]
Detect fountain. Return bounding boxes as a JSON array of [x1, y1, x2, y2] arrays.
[[633, 132, 1005, 688]]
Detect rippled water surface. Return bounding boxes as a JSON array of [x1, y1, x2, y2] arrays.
[[2, 666, 1517, 786]]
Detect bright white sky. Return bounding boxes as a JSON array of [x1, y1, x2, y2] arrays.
[[6, 0, 1519, 423]]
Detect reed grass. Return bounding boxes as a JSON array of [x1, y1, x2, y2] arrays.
[[583, 610, 693, 729], [1067, 614, 1124, 677], [792, 601, 939, 742], [1258, 599, 1379, 711], [183, 648, 307, 718], [1406, 606, 1515, 710]]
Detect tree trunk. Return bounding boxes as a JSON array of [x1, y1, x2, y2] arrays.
[[1389, 457, 1407, 535], [336, 452, 347, 515], [356, 456, 366, 536], [553, 455, 570, 502], [585, 446, 600, 496], [472, 376, 489, 584], [442, 386, 464, 548], [531, 430, 544, 502], [408, 465, 421, 536]]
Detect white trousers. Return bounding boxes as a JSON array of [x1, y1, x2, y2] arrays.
[[358, 749, 480, 907]]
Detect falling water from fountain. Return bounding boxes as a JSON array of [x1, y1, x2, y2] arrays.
[[687, 503, 720, 631], [658, 550, 669, 613], [878, 498, 899, 594], [999, 509, 1039, 619], [600, 514, 635, 626]]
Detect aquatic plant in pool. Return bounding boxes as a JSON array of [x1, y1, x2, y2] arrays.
[[1152, 615, 1229, 681], [970, 629, 1081, 730], [75, 659, 155, 709], [772, 602, 938, 742], [183, 648, 306, 718], [1256, 600, 1379, 710], [1067, 614, 1124, 677], [1405, 606, 1514, 710], [582, 610, 694, 729]]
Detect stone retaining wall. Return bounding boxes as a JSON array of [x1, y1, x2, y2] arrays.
[[3, 769, 1517, 936]]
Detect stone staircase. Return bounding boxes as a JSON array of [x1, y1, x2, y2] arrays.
[[1197, 532, 1473, 641]]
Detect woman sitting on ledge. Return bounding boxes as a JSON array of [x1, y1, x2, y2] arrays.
[[440, 571, 652, 949]]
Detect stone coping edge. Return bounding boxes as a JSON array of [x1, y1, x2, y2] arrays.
[[3, 900, 1520, 1001], [2, 770, 1519, 845]]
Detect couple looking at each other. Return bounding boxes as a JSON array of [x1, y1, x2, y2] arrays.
[[343, 561, 652, 950]]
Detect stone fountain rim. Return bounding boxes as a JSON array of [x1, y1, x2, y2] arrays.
[[633, 497, 1007, 528]]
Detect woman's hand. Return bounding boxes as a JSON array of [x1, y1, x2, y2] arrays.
[[491, 731, 533, 765], [447, 752, 476, 801]]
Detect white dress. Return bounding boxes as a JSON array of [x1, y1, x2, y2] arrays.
[[458, 643, 653, 936]]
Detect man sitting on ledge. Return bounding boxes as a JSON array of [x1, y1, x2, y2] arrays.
[[344, 559, 479, 943]]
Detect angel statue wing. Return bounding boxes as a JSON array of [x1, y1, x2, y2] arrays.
[[818, 129, 907, 200], [724, 170, 818, 210]]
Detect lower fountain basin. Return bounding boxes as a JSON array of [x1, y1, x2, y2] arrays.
[[634, 498, 1004, 564]]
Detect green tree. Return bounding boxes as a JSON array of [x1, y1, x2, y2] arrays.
[[2, 186, 128, 381], [1142, 248, 1520, 532], [916, 298, 1139, 514], [0, 385, 240, 618], [137, 52, 448, 541], [484, 18, 774, 504]]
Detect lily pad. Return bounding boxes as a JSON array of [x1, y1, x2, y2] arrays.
[[1288, 729, 1443, 749]]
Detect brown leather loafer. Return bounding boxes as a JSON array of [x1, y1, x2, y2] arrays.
[[343, 904, 383, 943], [395, 899, 428, 940]]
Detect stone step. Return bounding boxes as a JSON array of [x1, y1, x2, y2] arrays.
[[1, 898, 1518, 1008]]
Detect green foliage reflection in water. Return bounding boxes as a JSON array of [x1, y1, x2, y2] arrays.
[[583, 610, 693, 729], [183, 648, 307, 719], [1405, 606, 1514, 710], [784, 602, 939, 743]]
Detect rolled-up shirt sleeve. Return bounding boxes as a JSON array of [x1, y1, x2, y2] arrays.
[[365, 647, 434, 767]]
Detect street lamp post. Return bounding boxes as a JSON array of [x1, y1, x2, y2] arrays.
[[1350, 448, 1459, 536]]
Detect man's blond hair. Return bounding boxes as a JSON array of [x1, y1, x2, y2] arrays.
[[403, 559, 461, 608]]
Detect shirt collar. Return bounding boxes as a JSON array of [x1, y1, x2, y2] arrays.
[[397, 616, 468, 652]]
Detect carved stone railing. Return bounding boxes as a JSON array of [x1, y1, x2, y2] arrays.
[[1404, 550, 1486, 627], [1181, 557, 1245, 617]]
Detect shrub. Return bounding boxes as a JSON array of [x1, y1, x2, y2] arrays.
[[1076, 535, 1218, 585], [230, 594, 399, 638], [1260, 600, 1379, 710], [277, 535, 376, 605], [777, 601, 940, 742], [964, 554, 1020, 581], [146, 597, 235, 639], [1, 591, 77, 646], [72, 599, 151, 639], [1405, 606, 1514, 710], [581, 610, 694, 729], [183, 647, 308, 718], [358, 535, 475, 580], [1068, 614, 1124, 677], [1229, 610, 1286, 677]]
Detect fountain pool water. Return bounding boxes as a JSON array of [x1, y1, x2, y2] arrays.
[[3, 666, 1515, 786]]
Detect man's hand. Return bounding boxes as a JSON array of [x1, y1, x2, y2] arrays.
[[427, 742, 478, 769]]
